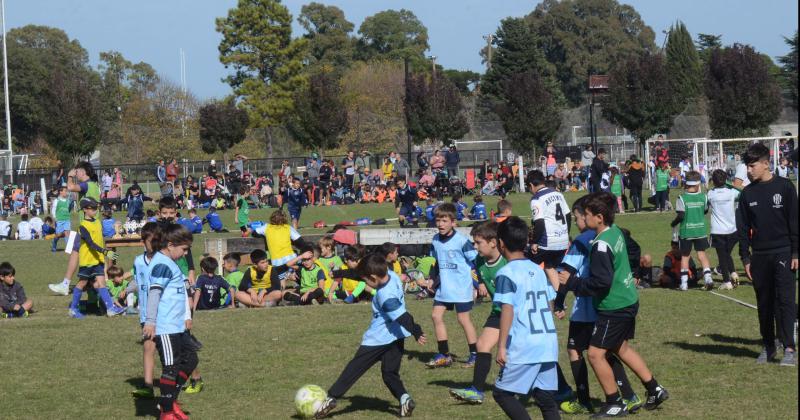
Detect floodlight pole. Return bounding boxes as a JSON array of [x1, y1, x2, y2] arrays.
[[1, 0, 12, 183]]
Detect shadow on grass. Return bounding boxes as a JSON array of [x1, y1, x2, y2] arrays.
[[312, 395, 396, 418], [404, 349, 440, 362], [664, 341, 759, 358], [427, 379, 472, 389], [125, 377, 160, 418], [705, 334, 762, 346]]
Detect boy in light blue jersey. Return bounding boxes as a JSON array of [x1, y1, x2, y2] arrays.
[[142, 224, 198, 420], [121, 222, 160, 399], [493, 216, 560, 420], [554, 196, 640, 415], [426, 202, 480, 368], [315, 253, 426, 419]]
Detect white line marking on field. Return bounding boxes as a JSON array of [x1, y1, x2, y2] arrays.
[[709, 291, 757, 309]]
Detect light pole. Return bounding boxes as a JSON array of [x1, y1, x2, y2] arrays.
[[1, 0, 12, 183], [428, 55, 437, 77], [482, 34, 494, 70]]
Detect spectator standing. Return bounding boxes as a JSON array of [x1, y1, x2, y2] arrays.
[[156, 159, 166, 185], [627, 155, 645, 212], [580, 144, 595, 188], [101, 171, 112, 198], [165, 159, 179, 184], [445, 145, 460, 178], [233, 154, 248, 175], [545, 143, 557, 176], [655, 136, 669, 169], [590, 148, 609, 193], [416, 152, 429, 175], [342, 151, 356, 190], [430, 149, 445, 174], [394, 154, 410, 179], [355, 150, 372, 182]]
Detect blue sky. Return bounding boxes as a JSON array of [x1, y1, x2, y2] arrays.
[[5, 0, 797, 99]]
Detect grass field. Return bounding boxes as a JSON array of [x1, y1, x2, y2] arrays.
[[0, 191, 796, 419]]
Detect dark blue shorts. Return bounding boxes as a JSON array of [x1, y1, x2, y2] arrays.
[[433, 300, 473, 313], [399, 205, 415, 218], [288, 206, 301, 221], [78, 264, 105, 280]]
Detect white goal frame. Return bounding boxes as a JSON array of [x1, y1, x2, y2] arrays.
[[454, 140, 504, 163], [644, 135, 796, 190]]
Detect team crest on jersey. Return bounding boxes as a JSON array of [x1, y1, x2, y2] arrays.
[[773, 194, 783, 208]]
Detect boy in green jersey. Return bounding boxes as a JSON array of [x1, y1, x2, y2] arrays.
[[234, 185, 251, 237], [51, 186, 72, 252], [670, 171, 713, 291], [221, 253, 243, 306], [562, 192, 669, 416], [654, 163, 670, 212], [449, 221, 507, 404]]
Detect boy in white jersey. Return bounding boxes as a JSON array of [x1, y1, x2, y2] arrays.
[[493, 216, 560, 420], [142, 224, 197, 420], [707, 170, 740, 290], [315, 253, 426, 418], [527, 170, 571, 292], [426, 203, 480, 368]]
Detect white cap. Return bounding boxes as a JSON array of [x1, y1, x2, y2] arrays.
[[210, 159, 216, 165]]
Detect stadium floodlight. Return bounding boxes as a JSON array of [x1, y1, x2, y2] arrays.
[[1, 0, 12, 183]]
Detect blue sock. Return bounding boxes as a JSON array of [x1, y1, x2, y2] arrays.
[[97, 288, 116, 310], [51, 237, 58, 250], [70, 287, 83, 309]]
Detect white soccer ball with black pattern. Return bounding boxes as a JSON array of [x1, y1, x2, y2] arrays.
[[294, 384, 327, 418]]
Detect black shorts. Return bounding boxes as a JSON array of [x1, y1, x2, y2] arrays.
[[78, 264, 105, 280], [483, 312, 501, 329], [568, 321, 595, 352], [590, 309, 637, 350], [679, 237, 709, 256], [530, 249, 565, 268], [433, 300, 473, 313]]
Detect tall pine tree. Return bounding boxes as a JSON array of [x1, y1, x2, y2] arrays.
[[665, 21, 702, 108]]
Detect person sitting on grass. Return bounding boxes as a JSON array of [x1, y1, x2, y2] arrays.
[[236, 249, 307, 308], [329, 245, 375, 303], [204, 207, 227, 233], [494, 199, 513, 223], [283, 245, 329, 305], [106, 265, 136, 315], [318, 236, 345, 301], [193, 256, 235, 310], [185, 209, 203, 234], [469, 195, 488, 221], [15, 213, 32, 240], [221, 253, 243, 306], [101, 210, 117, 239], [0, 262, 33, 318], [659, 241, 698, 289]]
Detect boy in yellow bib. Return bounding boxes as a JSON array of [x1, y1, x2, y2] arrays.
[[68, 198, 123, 318]]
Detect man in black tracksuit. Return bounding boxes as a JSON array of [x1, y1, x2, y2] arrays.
[[736, 143, 798, 366], [590, 148, 609, 194]]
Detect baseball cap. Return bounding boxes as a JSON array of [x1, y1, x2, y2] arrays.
[[80, 197, 99, 209]]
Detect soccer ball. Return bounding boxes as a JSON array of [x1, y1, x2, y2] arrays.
[[294, 384, 327, 418]]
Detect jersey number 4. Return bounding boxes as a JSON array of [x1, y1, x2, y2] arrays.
[[526, 291, 556, 335], [554, 203, 567, 225]]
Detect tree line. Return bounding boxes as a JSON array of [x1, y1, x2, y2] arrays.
[[1, 0, 797, 165]]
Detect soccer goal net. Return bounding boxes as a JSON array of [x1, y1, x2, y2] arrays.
[[454, 140, 505, 166], [644, 135, 796, 190]]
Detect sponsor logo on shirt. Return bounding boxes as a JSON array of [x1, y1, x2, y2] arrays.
[[773, 194, 783, 208]]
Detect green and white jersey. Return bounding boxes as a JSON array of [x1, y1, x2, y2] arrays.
[[655, 169, 669, 192], [591, 225, 638, 311], [610, 175, 623, 197], [676, 192, 708, 239], [475, 255, 507, 316], [52, 197, 71, 222]]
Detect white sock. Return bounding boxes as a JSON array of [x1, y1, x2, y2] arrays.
[[400, 393, 410, 405], [703, 268, 712, 283], [62, 278, 70, 287]]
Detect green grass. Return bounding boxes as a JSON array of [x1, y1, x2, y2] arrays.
[[0, 191, 796, 419]]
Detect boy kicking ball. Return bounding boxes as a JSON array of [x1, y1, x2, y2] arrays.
[[315, 253, 426, 418], [492, 216, 560, 420], [449, 221, 507, 403], [561, 193, 669, 417]]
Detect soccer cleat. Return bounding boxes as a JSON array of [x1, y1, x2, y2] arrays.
[[560, 399, 592, 414], [425, 353, 453, 368], [591, 403, 627, 417], [131, 386, 155, 398], [69, 308, 85, 319], [461, 353, 478, 368], [19, 310, 29, 318], [0, 312, 8, 319], [712, 267, 722, 276], [703, 281, 715, 291], [756, 346, 777, 364], [125, 307, 139, 315], [172, 401, 189, 420], [449, 386, 485, 404], [184, 379, 204, 394], [107, 305, 125, 317], [730, 272, 740, 288], [159, 411, 179, 420], [779, 350, 796, 367], [49, 282, 69, 296], [314, 397, 337, 419], [718, 282, 734, 290], [623, 394, 643, 413], [678, 282, 688, 291], [553, 387, 575, 403], [643, 386, 669, 410], [400, 396, 416, 417]]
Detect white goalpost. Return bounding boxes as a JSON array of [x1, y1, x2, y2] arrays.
[[454, 139, 504, 164], [644, 135, 796, 190]]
